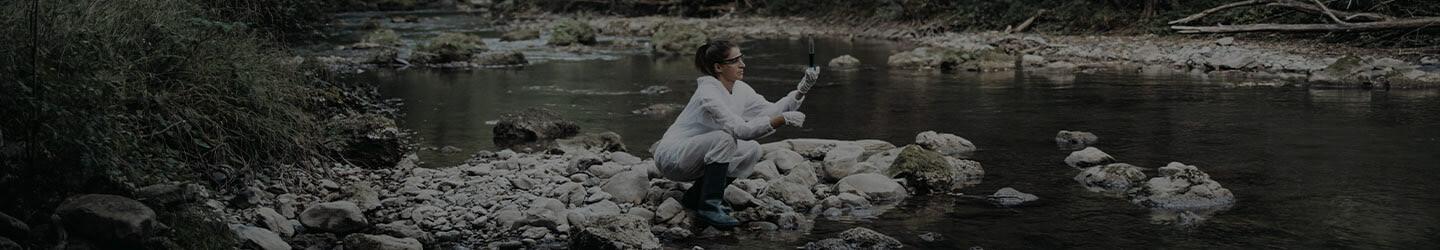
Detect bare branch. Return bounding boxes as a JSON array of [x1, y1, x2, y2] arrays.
[[1171, 17, 1440, 33], [1310, 0, 1348, 24], [1169, 0, 1267, 25]]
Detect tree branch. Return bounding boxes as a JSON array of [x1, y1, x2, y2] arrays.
[[1169, 0, 1267, 25], [1172, 17, 1440, 33]]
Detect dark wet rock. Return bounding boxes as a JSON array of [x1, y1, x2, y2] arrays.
[[554, 132, 627, 154], [829, 55, 861, 69], [568, 215, 660, 250], [300, 201, 369, 233], [0, 212, 28, 240], [885, 145, 958, 193], [344, 233, 423, 250], [631, 103, 684, 116], [472, 51, 528, 66], [988, 187, 1039, 206], [806, 227, 903, 250], [835, 173, 907, 202], [231, 224, 290, 250], [416, 32, 487, 63], [1055, 130, 1098, 149], [945, 157, 985, 189], [1064, 147, 1115, 169], [918, 231, 943, 242], [1129, 162, 1235, 209], [651, 22, 706, 54], [500, 29, 541, 41], [493, 107, 580, 148], [549, 19, 597, 46], [326, 113, 405, 168], [56, 194, 163, 245], [1074, 163, 1147, 193], [887, 47, 950, 69]]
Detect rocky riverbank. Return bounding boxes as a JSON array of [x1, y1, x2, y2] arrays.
[[310, 13, 1440, 88]]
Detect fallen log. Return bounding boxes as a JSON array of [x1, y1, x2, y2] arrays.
[[1172, 17, 1440, 33]]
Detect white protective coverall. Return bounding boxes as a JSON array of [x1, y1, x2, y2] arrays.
[[653, 75, 804, 181]]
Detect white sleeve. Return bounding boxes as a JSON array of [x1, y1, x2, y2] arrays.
[[699, 95, 775, 141], [743, 90, 803, 119]]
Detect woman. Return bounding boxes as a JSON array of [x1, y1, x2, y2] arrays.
[[652, 40, 819, 228]]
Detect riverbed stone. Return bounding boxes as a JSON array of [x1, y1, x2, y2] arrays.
[[1055, 130, 1099, 149], [373, 221, 435, 246], [724, 185, 755, 207], [55, 194, 162, 245], [887, 47, 949, 69], [751, 160, 783, 181], [764, 149, 807, 173], [822, 144, 867, 181], [835, 173, 907, 202], [255, 207, 293, 237], [416, 32, 486, 63], [568, 215, 660, 250], [493, 107, 580, 148], [343, 234, 422, 250], [915, 131, 975, 158], [1064, 147, 1115, 168], [549, 19, 597, 46], [300, 201, 368, 233], [989, 187, 1039, 206], [808, 227, 903, 250], [555, 131, 628, 154], [601, 169, 650, 204], [654, 198, 684, 223], [471, 51, 528, 66], [829, 55, 860, 69], [1074, 163, 1148, 193], [945, 157, 985, 188], [767, 179, 818, 208], [231, 224, 291, 250], [884, 145, 957, 193], [1129, 162, 1235, 209]]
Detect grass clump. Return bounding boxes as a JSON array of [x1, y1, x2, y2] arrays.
[[361, 28, 403, 46], [548, 18, 597, 46], [416, 32, 488, 63], [0, 0, 337, 214]]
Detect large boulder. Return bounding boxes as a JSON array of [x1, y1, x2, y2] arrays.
[[915, 131, 975, 158], [493, 107, 581, 148], [1129, 162, 1235, 209], [601, 169, 650, 204], [549, 19, 597, 46], [471, 51, 528, 67], [326, 113, 404, 168], [231, 224, 291, 250], [821, 144, 867, 181], [828, 55, 860, 69], [884, 145, 958, 193], [1064, 147, 1115, 168], [1055, 130, 1098, 149], [55, 194, 163, 245], [763, 148, 808, 173], [1074, 163, 1148, 193], [568, 215, 660, 250], [343, 234, 423, 250], [988, 187, 1039, 207], [651, 22, 706, 54], [300, 201, 369, 233], [255, 207, 294, 237], [834, 173, 907, 202], [415, 32, 486, 63], [887, 47, 949, 69]]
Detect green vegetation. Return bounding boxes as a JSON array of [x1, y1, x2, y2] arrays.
[[549, 18, 598, 46], [417, 32, 488, 62], [652, 22, 708, 54], [362, 28, 404, 46], [0, 0, 398, 234]]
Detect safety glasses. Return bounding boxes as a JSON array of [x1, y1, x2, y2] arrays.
[[720, 54, 744, 65]]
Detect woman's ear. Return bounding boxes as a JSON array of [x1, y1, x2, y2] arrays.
[[713, 63, 724, 74]]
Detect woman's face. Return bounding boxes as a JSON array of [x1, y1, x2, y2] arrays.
[[714, 47, 745, 82]]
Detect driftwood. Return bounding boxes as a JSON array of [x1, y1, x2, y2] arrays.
[[1007, 9, 1048, 34], [1168, 0, 1432, 33]]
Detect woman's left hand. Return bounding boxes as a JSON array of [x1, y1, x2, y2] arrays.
[[797, 66, 820, 96]]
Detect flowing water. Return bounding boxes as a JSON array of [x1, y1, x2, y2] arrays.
[[321, 12, 1440, 249]]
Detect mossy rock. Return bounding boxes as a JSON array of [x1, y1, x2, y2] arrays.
[[418, 32, 487, 63], [361, 29, 402, 46], [549, 19, 597, 46], [883, 145, 955, 194], [652, 22, 707, 54]]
